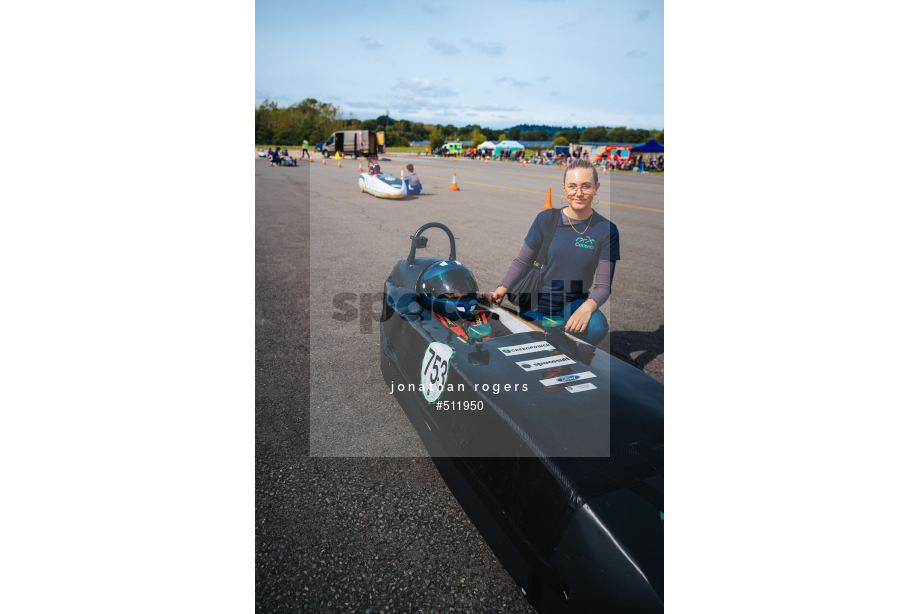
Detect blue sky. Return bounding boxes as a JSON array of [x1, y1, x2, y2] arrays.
[[255, 0, 663, 130]]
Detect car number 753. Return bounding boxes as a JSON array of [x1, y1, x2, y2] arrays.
[[421, 342, 454, 403]]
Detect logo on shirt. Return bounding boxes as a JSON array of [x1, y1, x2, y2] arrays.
[[575, 236, 597, 249]]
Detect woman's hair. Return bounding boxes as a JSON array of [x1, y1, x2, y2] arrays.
[[564, 157, 598, 184], [406, 164, 414, 172]]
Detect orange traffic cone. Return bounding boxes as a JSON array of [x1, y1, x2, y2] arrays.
[[310, 157, 314, 163], [521, 160, 526, 167], [416, 152, 420, 159], [400, 167, 404, 178], [359, 162, 363, 171], [541, 187, 553, 210], [322, 158, 326, 165], [337, 158, 342, 168], [603, 167, 607, 175], [449, 173, 460, 191]]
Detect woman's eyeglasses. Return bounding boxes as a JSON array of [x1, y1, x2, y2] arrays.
[[564, 183, 596, 193]]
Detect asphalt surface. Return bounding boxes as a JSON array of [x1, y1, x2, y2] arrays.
[[255, 153, 664, 612]]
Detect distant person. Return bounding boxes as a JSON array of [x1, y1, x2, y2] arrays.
[[404, 163, 422, 195], [302, 139, 309, 159]]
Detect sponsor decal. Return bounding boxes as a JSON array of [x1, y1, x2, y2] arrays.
[[516, 354, 576, 372], [497, 341, 554, 356], [538, 371, 596, 386], [565, 382, 598, 394]]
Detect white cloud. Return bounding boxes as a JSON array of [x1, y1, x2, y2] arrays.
[[392, 79, 457, 98], [495, 76, 530, 88], [359, 36, 383, 50], [427, 38, 461, 55], [471, 103, 520, 112], [460, 37, 505, 55]]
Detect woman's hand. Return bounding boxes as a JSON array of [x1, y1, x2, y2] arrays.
[[482, 286, 508, 305], [565, 299, 597, 335]]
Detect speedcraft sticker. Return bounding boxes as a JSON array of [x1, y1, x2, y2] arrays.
[[515, 354, 576, 372], [420, 342, 454, 403]]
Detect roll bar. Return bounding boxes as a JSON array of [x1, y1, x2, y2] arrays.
[[407, 222, 456, 265]]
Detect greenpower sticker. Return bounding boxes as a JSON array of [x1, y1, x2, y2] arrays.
[[497, 341, 554, 356], [420, 342, 454, 403]]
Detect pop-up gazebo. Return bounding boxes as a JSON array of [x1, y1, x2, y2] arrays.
[[629, 139, 664, 154], [494, 140, 525, 156]]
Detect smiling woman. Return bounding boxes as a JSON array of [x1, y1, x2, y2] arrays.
[[484, 158, 619, 346]]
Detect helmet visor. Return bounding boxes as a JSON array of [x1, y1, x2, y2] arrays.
[[420, 267, 478, 297]]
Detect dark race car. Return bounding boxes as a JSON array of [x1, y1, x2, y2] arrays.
[[379, 222, 664, 613]]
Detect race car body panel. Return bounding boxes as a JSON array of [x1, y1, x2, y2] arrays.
[[379, 223, 663, 613], [359, 172, 407, 199]]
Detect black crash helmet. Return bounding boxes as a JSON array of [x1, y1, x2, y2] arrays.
[[417, 260, 479, 321]]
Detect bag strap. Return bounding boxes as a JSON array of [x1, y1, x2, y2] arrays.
[[533, 208, 561, 268]]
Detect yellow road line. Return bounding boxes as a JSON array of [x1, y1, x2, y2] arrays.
[[409, 164, 661, 188], [418, 174, 664, 214]]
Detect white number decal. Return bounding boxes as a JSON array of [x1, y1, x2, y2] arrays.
[[421, 342, 454, 403]]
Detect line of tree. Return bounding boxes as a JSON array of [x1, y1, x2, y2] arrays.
[[255, 98, 663, 148]]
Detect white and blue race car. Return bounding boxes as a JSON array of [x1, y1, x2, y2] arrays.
[[358, 171, 408, 199]]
